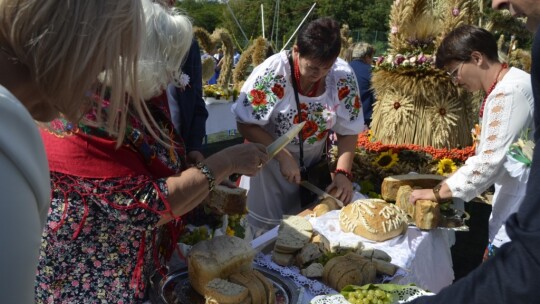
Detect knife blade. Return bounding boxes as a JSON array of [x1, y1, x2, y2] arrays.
[[266, 121, 306, 160], [300, 180, 345, 207]]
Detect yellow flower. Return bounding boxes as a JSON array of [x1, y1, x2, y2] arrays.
[[226, 225, 235, 236], [437, 158, 457, 176], [372, 150, 399, 169]]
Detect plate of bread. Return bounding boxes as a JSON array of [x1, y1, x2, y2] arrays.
[[160, 235, 303, 304]]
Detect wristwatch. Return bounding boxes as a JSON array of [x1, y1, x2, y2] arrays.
[[432, 183, 443, 202]]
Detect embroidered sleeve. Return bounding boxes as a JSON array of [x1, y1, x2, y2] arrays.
[[331, 58, 365, 135], [232, 54, 288, 124], [446, 86, 532, 201]]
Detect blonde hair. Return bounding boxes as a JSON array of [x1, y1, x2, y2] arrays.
[[0, 0, 143, 139]]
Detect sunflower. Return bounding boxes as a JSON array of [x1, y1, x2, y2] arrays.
[[437, 158, 457, 176], [372, 150, 399, 169]]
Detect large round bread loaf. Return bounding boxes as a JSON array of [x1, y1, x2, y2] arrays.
[[188, 235, 255, 296], [339, 199, 408, 242]]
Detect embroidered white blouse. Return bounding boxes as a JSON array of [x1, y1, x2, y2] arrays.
[[446, 67, 534, 246]]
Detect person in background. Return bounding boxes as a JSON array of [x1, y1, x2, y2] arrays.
[[348, 42, 376, 127], [410, 24, 534, 261], [167, 39, 209, 165], [233, 17, 364, 236], [409, 1, 540, 302], [0, 1, 143, 303], [35, 1, 267, 302]]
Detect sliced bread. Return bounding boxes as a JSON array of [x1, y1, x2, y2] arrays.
[[204, 278, 249, 304]]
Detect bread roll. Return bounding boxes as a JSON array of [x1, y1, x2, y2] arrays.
[[381, 174, 444, 201], [188, 235, 255, 296], [339, 199, 408, 242], [202, 184, 247, 215], [313, 197, 340, 217], [204, 278, 249, 304]]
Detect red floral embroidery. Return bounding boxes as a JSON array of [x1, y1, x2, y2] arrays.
[[302, 120, 318, 139], [354, 95, 361, 109], [250, 89, 268, 106], [338, 86, 350, 100], [293, 111, 308, 124], [271, 84, 284, 99], [317, 129, 329, 140]]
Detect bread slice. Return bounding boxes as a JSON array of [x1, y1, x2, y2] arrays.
[[202, 184, 247, 215], [274, 215, 313, 253], [301, 262, 324, 278], [252, 270, 275, 304], [296, 243, 322, 266], [271, 250, 295, 266], [229, 272, 265, 304], [204, 278, 249, 304]]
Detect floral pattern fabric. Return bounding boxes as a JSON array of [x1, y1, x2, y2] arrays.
[[35, 97, 184, 303]]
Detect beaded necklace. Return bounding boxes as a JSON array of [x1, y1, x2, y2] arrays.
[[293, 53, 320, 97], [479, 63, 508, 119]]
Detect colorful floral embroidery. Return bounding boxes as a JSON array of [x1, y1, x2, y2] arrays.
[[276, 102, 331, 145], [337, 74, 361, 121], [243, 68, 287, 119]]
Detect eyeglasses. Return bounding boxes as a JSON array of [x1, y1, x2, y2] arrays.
[[447, 62, 464, 82]]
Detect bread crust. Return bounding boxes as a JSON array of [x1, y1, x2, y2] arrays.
[[339, 199, 408, 242]]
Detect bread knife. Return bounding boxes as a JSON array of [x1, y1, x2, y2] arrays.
[[300, 180, 345, 207], [266, 121, 306, 160]]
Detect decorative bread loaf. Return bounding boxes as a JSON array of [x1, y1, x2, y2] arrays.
[[202, 184, 247, 215], [204, 278, 249, 304], [188, 235, 255, 296], [339, 199, 408, 242], [381, 174, 444, 201]]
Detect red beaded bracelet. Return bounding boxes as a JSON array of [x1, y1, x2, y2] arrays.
[[334, 169, 353, 181]]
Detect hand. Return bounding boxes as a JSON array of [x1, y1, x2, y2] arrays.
[[187, 151, 205, 166], [326, 174, 353, 204], [222, 143, 268, 176], [276, 153, 301, 184], [409, 189, 436, 204]]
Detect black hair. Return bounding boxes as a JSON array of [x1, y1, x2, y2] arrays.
[[295, 17, 341, 64], [435, 24, 499, 69]]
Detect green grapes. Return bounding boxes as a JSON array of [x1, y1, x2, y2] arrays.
[[345, 288, 394, 304]]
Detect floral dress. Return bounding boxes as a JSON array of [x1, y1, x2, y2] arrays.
[[35, 96, 185, 303], [232, 51, 364, 235]]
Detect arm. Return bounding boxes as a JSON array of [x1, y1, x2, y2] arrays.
[[158, 142, 268, 225], [328, 133, 357, 203], [237, 121, 301, 184]]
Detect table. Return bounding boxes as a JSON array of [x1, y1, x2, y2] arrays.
[[251, 211, 456, 303]]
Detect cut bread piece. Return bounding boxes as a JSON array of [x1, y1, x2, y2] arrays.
[[204, 278, 249, 304], [414, 199, 440, 229], [202, 184, 247, 215], [274, 215, 313, 253], [313, 197, 340, 217], [271, 250, 295, 266], [252, 270, 275, 304], [301, 262, 324, 278], [381, 174, 444, 202], [229, 272, 265, 304], [296, 243, 322, 266]]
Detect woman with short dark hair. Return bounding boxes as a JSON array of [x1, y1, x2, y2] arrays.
[[410, 24, 535, 260], [233, 17, 365, 236]]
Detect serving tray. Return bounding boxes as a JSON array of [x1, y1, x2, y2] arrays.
[[160, 264, 304, 304]]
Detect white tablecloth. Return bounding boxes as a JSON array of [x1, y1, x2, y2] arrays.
[[205, 102, 237, 135], [308, 210, 455, 293]]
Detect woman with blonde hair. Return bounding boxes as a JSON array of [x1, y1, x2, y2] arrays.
[[0, 1, 143, 303], [35, 1, 266, 302]]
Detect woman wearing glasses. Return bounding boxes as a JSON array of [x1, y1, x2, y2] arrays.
[[410, 25, 534, 260]]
